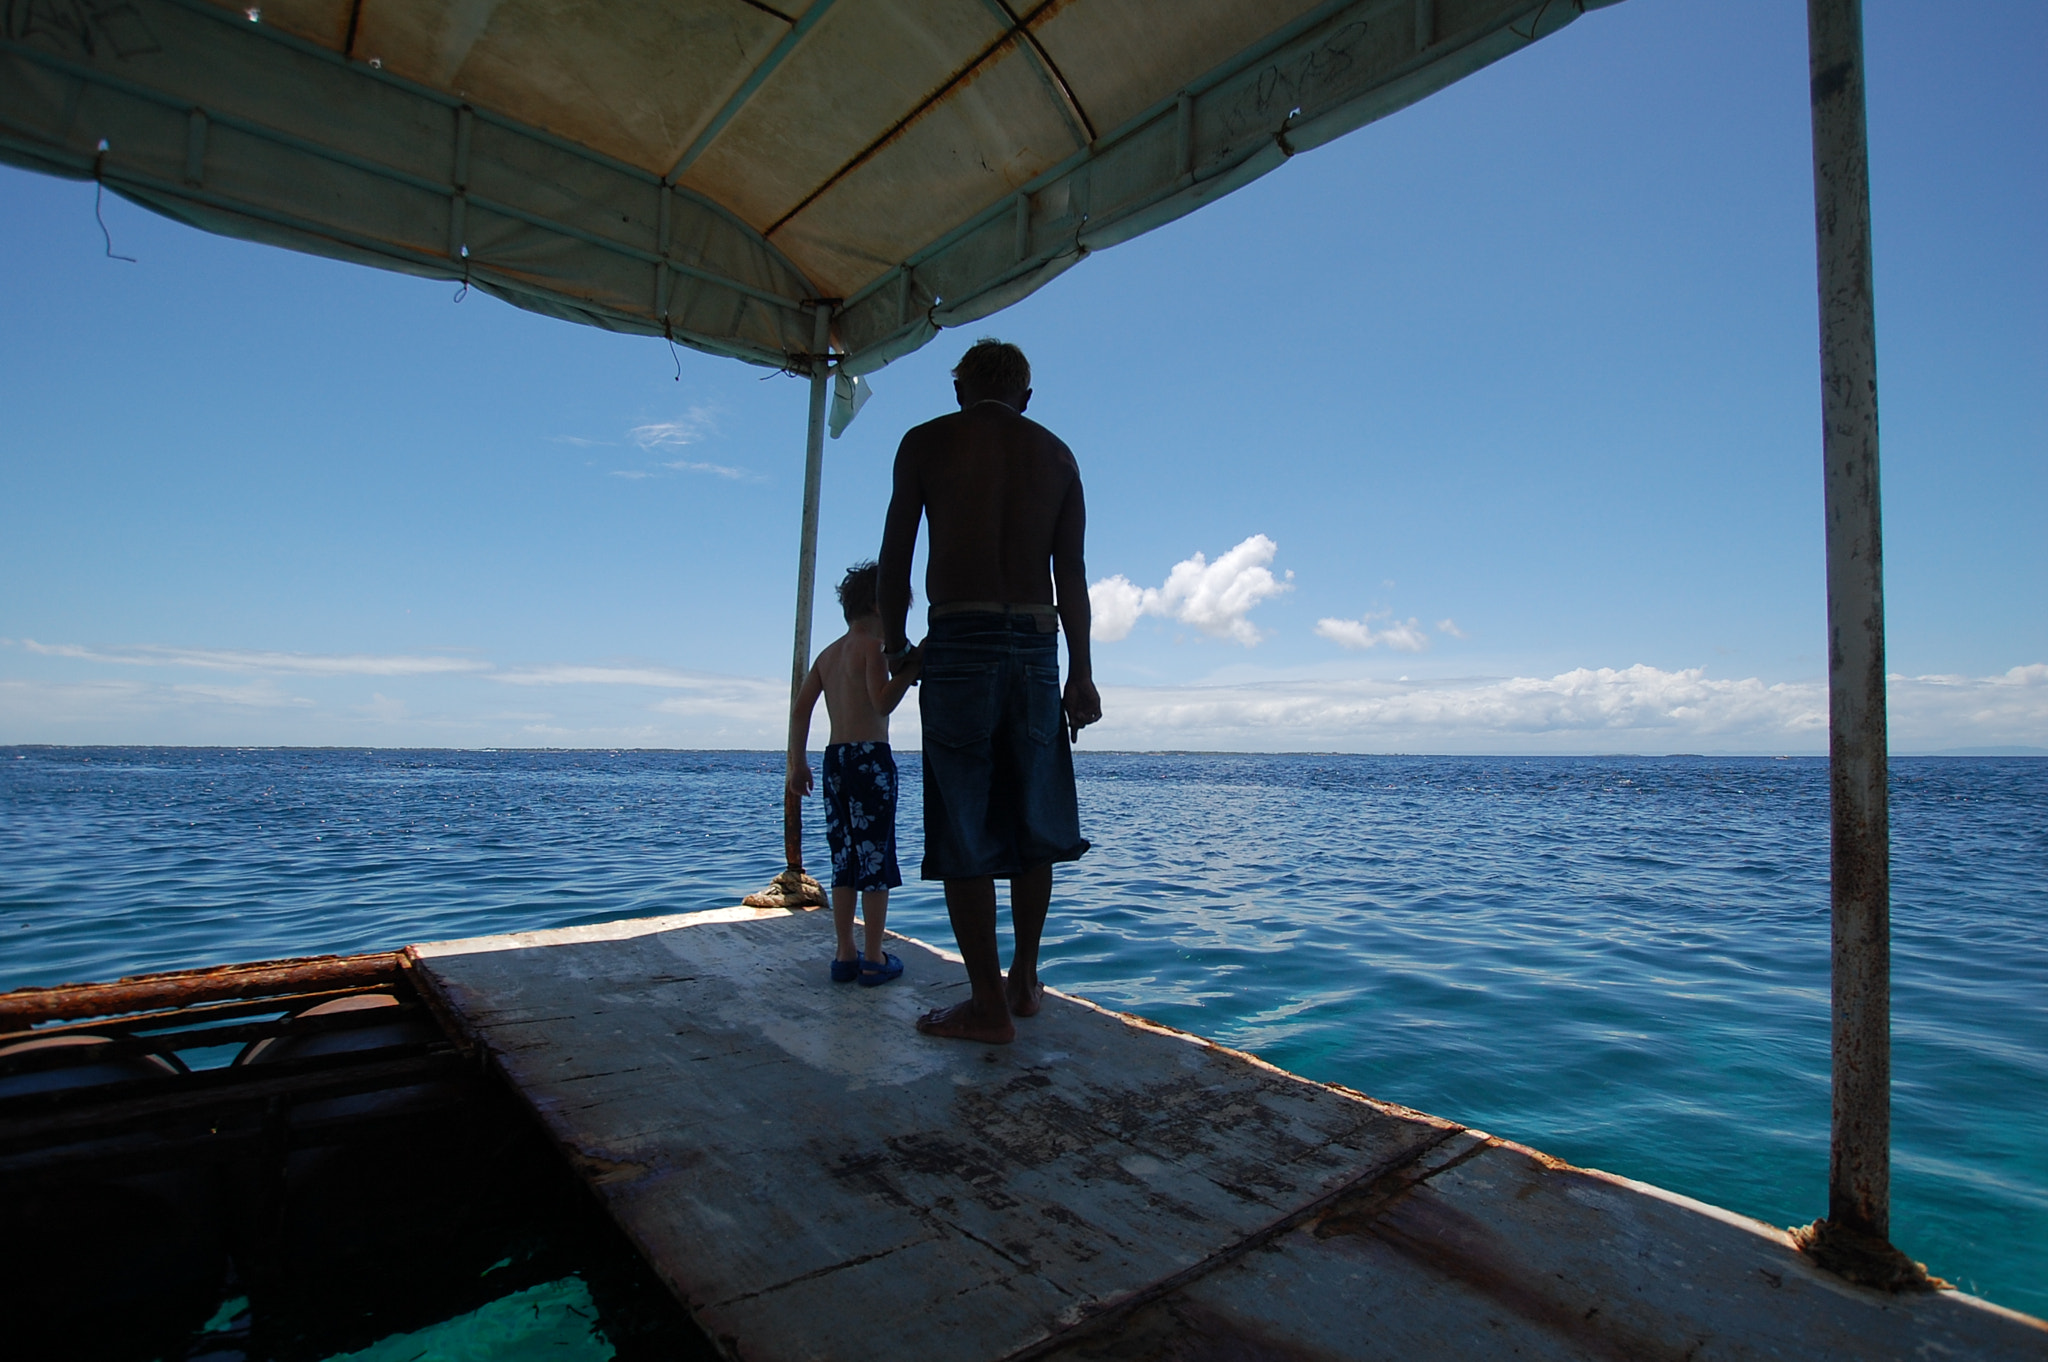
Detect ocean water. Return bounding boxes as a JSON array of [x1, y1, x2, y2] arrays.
[[3, 746, 2043, 1321]]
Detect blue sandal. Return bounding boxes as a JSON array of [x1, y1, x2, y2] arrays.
[[830, 954, 861, 984], [858, 952, 903, 987]]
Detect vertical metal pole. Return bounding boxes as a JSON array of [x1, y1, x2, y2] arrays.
[[1807, 0, 1890, 1242], [783, 302, 834, 871]]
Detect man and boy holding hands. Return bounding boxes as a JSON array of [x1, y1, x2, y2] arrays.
[[785, 338, 1100, 1044]]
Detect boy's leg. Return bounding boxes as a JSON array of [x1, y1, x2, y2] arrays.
[[1005, 862, 1051, 1017], [831, 885, 858, 962], [860, 889, 889, 963], [914, 876, 1014, 1043]]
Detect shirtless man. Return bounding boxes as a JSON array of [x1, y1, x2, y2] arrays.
[[787, 561, 922, 986], [878, 338, 1102, 1044]]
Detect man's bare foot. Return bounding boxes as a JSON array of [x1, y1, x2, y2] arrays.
[[915, 1000, 1015, 1045], [1005, 976, 1044, 1018]]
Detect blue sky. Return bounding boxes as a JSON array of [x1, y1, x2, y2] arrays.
[[3, 0, 2042, 753]]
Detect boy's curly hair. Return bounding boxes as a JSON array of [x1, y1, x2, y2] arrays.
[[836, 560, 905, 621]]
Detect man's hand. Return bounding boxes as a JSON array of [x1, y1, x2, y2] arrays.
[[886, 640, 921, 679], [785, 759, 813, 798], [1062, 675, 1102, 742]]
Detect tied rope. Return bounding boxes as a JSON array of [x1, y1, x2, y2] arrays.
[[92, 141, 137, 263]]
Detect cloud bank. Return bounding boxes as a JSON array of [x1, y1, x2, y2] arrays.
[[1085, 663, 2048, 754], [1091, 535, 1292, 646], [19, 640, 486, 677], [6, 634, 2042, 753]]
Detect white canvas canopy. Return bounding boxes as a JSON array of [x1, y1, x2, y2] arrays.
[[2, 0, 1613, 380]]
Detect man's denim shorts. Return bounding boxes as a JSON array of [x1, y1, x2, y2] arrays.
[[917, 611, 1089, 881]]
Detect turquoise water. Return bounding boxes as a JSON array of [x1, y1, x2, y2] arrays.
[[4, 746, 2043, 1321]]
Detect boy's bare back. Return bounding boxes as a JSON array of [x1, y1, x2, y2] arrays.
[[815, 622, 897, 745]]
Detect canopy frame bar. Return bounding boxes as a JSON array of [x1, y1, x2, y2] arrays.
[[666, 0, 844, 182], [764, 1, 1090, 238], [780, 301, 837, 877], [980, 0, 1100, 145]]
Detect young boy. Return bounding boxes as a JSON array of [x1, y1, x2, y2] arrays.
[[787, 561, 920, 985]]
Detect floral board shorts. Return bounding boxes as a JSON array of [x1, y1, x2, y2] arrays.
[[822, 742, 903, 892]]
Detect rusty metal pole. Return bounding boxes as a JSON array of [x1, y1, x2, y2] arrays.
[[783, 301, 834, 873], [1806, 0, 1890, 1243]]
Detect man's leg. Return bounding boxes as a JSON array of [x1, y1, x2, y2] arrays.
[[915, 875, 1015, 1043], [860, 889, 890, 963], [831, 886, 858, 962], [1005, 863, 1051, 1017]]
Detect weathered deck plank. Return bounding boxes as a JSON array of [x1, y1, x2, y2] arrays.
[[408, 909, 2047, 1362]]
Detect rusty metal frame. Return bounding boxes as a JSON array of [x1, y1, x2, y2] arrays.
[[0, 952, 404, 1030]]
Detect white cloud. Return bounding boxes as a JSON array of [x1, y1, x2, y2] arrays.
[[1088, 575, 1147, 643], [664, 459, 755, 481], [492, 664, 787, 720], [1316, 613, 1430, 653], [494, 664, 739, 689], [629, 408, 716, 451], [1081, 663, 2048, 753], [1089, 535, 1292, 646], [1437, 619, 1467, 639], [17, 639, 488, 677], [169, 681, 313, 708]]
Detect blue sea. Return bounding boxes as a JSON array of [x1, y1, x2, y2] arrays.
[[4, 746, 2044, 1321]]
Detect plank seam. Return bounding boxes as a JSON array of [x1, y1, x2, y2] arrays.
[[999, 1123, 1475, 1362]]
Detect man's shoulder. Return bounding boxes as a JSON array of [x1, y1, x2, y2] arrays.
[[902, 411, 965, 443]]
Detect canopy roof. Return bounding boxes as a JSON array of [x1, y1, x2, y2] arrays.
[[2, 0, 1610, 375]]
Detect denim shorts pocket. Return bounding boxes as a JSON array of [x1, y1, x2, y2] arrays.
[[920, 662, 1000, 748], [1022, 662, 1062, 746]]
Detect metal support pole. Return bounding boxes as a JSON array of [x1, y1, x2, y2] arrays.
[[1807, 0, 1890, 1243], [783, 301, 834, 872]]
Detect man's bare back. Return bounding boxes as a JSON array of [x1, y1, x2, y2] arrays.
[[883, 400, 1080, 610]]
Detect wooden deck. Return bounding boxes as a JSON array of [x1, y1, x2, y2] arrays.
[[407, 908, 2046, 1361]]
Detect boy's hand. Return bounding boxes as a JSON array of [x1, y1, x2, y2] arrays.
[[786, 760, 813, 798], [886, 640, 920, 678]]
